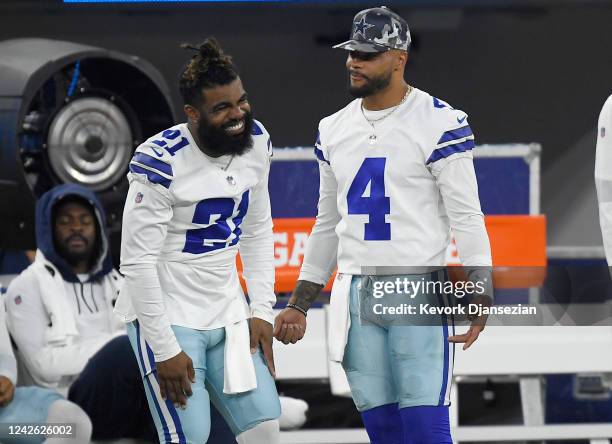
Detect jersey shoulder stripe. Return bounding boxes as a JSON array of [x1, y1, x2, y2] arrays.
[[415, 89, 474, 165], [129, 150, 174, 188], [252, 120, 264, 135], [426, 139, 475, 165], [128, 164, 172, 188], [314, 146, 330, 165], [251, 119, 273, 158], [438, 125, 473, 145], [314, 131, 330, 164], [131, 152, 173, 176]]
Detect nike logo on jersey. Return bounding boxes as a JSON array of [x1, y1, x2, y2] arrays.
[[457, 115, 467, 124], [150, 147, 164, 157]]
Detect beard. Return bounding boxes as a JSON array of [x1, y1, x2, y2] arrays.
[[55, 233, 96, 267], [348, 70, 393, 98], [197, 111, 254, 157]]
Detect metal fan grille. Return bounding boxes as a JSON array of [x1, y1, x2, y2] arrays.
[[47, 97, 132, 191]]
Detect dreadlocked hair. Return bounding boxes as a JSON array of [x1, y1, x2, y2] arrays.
[[179, 37, 239, 107]]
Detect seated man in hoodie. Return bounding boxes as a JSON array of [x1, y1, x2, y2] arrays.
[[4, 184, 157, 441], [0, 303, 92, 444]]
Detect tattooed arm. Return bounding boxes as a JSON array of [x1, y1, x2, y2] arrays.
[[273, 281, 324, 344], [273, 138, 339, 345]]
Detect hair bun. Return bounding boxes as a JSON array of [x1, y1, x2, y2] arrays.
[[198, 38, 223, 61], [179, 37, 238, 106]]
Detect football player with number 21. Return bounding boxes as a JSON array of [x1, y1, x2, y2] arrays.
[[275, 7, 493, 444], [115, 38, 281, 444]]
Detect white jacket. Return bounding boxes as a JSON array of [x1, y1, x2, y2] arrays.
[[5, 250, 125, 394]]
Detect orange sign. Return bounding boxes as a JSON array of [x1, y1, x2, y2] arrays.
[[237, 215, 547, 293]]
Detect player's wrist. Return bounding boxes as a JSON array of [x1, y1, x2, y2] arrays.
[[153, 343, 183, 364], [287, 296, 312, 313], [285, 303, 308, 317], [288, 280, 324, 313], [251, 314, 273, 326], [251, 306, 274, 325]]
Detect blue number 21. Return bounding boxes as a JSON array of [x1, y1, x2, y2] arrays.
[[347, 158, 391, 241], [183, 191, 249, 254], [152, 129, 189, 156]]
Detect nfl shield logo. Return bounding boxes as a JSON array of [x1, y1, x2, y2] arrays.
[[602, 127, 606, 138], [14, 295, 22, 305], [135, 192, 143, 203]]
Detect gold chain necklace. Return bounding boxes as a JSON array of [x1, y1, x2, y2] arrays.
[[361, 85, 413, 145]]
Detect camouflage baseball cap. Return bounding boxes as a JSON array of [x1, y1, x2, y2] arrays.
[[333, 6, 411, 53]]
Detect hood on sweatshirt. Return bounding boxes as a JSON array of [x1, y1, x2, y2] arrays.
[[35, 183, 112, 283]]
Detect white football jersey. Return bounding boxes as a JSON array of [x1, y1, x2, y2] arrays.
[[300, 87, 491, 283], [115, 120, 275, 360]]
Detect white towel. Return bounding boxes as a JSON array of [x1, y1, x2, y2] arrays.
[[327, 273, 353, 363], [223, 319, 257, 394], [31, 251, 79, 345], [102, 270, 128, 333], [32, 250, 125, 346]]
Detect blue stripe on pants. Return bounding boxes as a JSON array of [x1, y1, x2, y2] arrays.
[[436, 292, 450, 406], [136, 323, 187, 443], [135, 324, 172, 443]]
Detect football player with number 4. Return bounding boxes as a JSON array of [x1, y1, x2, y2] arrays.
[[274, 7, 493, 444], [115, 38, 281, 444]]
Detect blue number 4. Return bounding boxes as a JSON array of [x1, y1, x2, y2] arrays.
[[347, 158, 390, 241], [183, 191, 250, 254]]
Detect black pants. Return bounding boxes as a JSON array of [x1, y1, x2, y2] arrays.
[[68, 335, 158, 441], [68, 335, 237, 443]]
